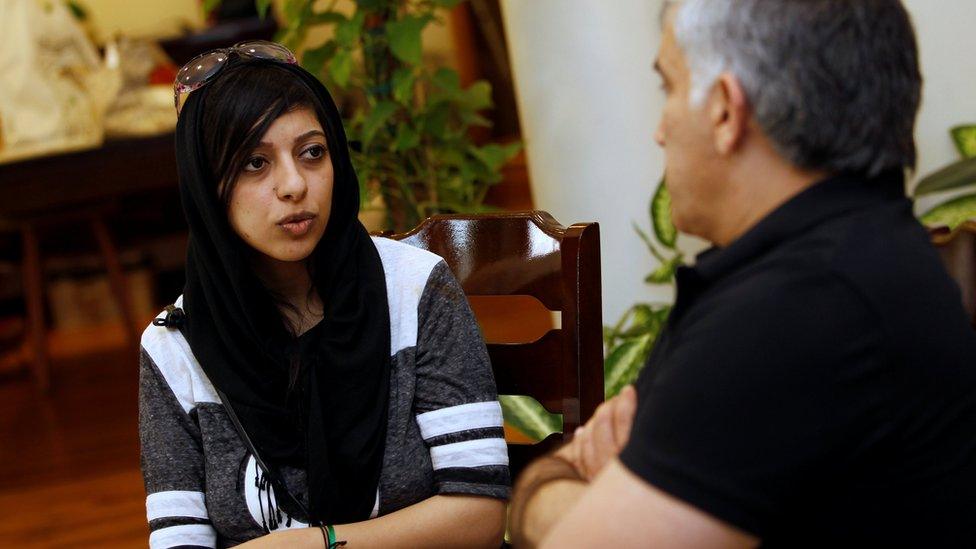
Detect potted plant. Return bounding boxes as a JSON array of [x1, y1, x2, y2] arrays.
[[603, 181, 682, 398], [913, 124, 976, 232]]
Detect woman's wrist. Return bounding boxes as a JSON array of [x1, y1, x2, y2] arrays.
[[319, 524, 346, 549]]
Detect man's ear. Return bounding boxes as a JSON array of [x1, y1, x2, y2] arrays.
[[709, 72, 749, 156]]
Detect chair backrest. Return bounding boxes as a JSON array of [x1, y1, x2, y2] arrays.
[[390, 211, 604, 475]]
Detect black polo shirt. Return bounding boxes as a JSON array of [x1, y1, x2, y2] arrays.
[[619, 171, 976, 546]]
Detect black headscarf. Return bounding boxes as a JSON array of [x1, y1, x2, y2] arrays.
[[173, 59, 390, 525]]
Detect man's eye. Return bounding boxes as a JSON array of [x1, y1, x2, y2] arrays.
[[244, 157, 266, 172]]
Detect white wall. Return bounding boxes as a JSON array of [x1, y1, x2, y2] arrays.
[[903, 0, 976, 210], [501, 0, 673, 326], [502, 0, 976, 325]]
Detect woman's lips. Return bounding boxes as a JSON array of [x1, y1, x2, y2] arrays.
[[278, 216, 315, 236]]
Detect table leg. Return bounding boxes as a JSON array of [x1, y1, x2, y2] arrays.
[[91, 217, 140, 349], [21, 224, 49, 392]]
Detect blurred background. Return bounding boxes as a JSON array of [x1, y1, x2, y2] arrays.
[[0, 0, 973, 546]]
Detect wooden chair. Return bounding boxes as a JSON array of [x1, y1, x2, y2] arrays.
[[390, 211, 604, 476]]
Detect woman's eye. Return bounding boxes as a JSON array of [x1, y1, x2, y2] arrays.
[[243, 157, 266, 172], [302, 145, 327, 160]]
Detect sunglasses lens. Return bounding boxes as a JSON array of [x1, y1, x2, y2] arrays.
[[176, 51, 230, 91], [236, 41, 296, 63], [174, 42, 297, 113]]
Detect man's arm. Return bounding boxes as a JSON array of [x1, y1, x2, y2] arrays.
[[540, 460, 759, 549], [510, 384, 758, 548], [509, 386, 636, 547]]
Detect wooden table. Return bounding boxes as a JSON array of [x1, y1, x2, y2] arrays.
[[0, 133, 178, 391]]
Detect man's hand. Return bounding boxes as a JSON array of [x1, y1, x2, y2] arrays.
[[557, 384, 637, 481], [509, 385, 638, 547]]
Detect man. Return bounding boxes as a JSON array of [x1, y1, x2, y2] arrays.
[[509, 1, 976, 547]]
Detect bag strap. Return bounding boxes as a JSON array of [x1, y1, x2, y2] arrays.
[[156, 304, 316, 524], [214, 385, 313, 521]]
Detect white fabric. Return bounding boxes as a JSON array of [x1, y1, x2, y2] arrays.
[[149, 523, 217, 549], [370, 236, 444, 356], [430, 438, 510, 470], [416, 401, 504, 440], [0, 0, 118, 163], [242, 454, 380, 527], [146, 490, 208, 522], [242, 455, 307, 531], [141, 295, 221, 413]]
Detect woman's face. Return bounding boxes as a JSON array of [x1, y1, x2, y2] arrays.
[[226, 106, 334, 265]]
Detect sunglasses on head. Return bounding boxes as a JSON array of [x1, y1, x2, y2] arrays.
[[173, 40, 298, 115]]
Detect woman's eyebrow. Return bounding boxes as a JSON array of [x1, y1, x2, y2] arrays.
[[256, 130, 326, 149], [293, 130, 326, 143]]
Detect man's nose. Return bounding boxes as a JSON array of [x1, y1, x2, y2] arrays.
[[653, 121, 665, 147]]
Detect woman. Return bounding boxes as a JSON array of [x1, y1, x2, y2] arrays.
[[139, 42, 509, 548]]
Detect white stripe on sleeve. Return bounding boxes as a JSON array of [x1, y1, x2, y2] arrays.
[[146, 490, 209, 522], [416, 401, 503, 440], [430, 437, 509, 470], [149, 523, 217, 549]]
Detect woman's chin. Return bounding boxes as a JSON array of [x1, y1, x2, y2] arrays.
[[257, 245, 316, 265]]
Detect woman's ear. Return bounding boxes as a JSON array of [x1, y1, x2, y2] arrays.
[[710, 72, 749, 156]]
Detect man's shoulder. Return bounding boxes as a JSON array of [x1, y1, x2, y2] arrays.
[[736, 199, 937, 311]]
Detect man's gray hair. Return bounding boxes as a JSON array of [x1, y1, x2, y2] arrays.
[[661, 0, 922, 176]]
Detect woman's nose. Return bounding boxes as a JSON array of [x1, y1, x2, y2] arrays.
[[275, 159, 307, 201]]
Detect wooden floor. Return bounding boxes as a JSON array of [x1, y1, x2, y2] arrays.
[[0, 342, 147, 547]]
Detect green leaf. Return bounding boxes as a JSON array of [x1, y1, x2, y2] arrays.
[[645, 256, 682, 284], [282, 0, 308, 21], [335, 11, 365, 47], [421, 103, 450, 139], [652, 179, 677, 249], [386, 15, 432, 65], [431, 68, 461, 92], [392, 68, 416, 105], [355, 0, 384, 9], [633, 221, 667, 264], [362, 101, 399, 145], [394, 122, 420, 152], [457, 81, 493, 111], [913, 157, 976, 196], [301, 42, 336, 78], [310, 11, 347, 25], [920, 193, 976, 229], [431, 0, 466, 7], [256, 0, 272, 19], [328, 49, 354, 88], [604, 333, 653, 399], [463, 113, 492, 127], [616, 304, 661, 338], [951, 125, 976, 159], [470, 142, 521, 172], [65, 0, 87, 20], [499, 395, 562, 443], [204, 0, 222, 15]]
